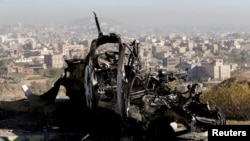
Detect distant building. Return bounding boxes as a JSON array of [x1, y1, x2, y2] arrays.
[[230, 63, 238, 72], [60, 44, 85, 59], [201, 59, 231, 81], [163, 57, 180, 68], [152, 45, 172, 59], [176, 46, 187, 54], [0, 35, 6, 43], [178, 58, 230, 81], [201, 49, 212, 57], [139, 45, 152, 68], [0, 62, 24, 75], [211, 44, 219, 54], [177, 61, 201, 81], [40, 47, 53, 56], [14, 57, 32, 63], [44, 54, 65, 68], [187, 39, 194, 51], [171, 39, 182, 48], [69, 49, 85, 59]]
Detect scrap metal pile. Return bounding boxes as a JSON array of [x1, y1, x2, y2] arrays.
[[13, 13, 226, 141]]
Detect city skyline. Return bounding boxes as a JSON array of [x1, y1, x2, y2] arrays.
[[0, 0, 250, 27]]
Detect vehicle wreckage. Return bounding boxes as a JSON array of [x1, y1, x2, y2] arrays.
[[1, 13, 226, 141]]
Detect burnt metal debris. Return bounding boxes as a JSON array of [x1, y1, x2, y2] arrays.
[[16, 13, 226, 141]]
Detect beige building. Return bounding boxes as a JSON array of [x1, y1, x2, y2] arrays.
[[139, 45, 152, 68], [171, 39, 181, 48], [60, 44, 85, 59], [202, 59, 231, 81], [40, 47, 53, 56], [0, 62, 24, 75], [139, 45, 152, 57], [202, 49, 212, 57], [163, 57, 180, 68], [187, 39, 194, 51], [176, 46, 187, 54], [0, 62, 34, 75], [152, 45, 172, 58]]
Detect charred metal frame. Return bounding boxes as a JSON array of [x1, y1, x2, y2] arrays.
[[82, 12, 141, 122]]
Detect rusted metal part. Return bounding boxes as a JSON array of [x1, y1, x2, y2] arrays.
[[83, 28, 127, 120], [80, 12, 144, 122], [93, 11, 102, 37]]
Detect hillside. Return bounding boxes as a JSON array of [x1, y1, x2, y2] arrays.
[[202, 71, 250, 120], [229, 71, 250, 82]]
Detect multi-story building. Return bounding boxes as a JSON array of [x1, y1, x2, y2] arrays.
[[152, 45, 172, 59], [0, 62, 24, 75], [176, 46, 187, 54], [139, 44, 152, 68], [202, 59, 231, 81], [60, 43, 85, 59], [177, 60, 201, 81], [211, 44, 219, 54], [187, 39, 194, 51], [44, 53, 65, 68], [163, 57, 181, 68], [171, 39, 182, 48], [0, 61, 37, 76], [40, 47, 53, 56], [178, 58, 231, 81]]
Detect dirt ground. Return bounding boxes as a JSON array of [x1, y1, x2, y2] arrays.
[[1, 97, 250, 137], [1, 73, 250, 139], [226, 120, 250, 125], [0, 76, 70, 137]]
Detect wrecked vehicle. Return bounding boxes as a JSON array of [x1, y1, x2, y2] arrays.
[[1, 12, 225, 141], [21, 12, 146, 140], [182, 83, 226, 132], [137, 69, 226, 130]]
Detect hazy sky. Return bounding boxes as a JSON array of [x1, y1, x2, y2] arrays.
[[0, 0, 250, 26]]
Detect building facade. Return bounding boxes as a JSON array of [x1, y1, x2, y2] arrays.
[[44, 54, 65, 68]]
